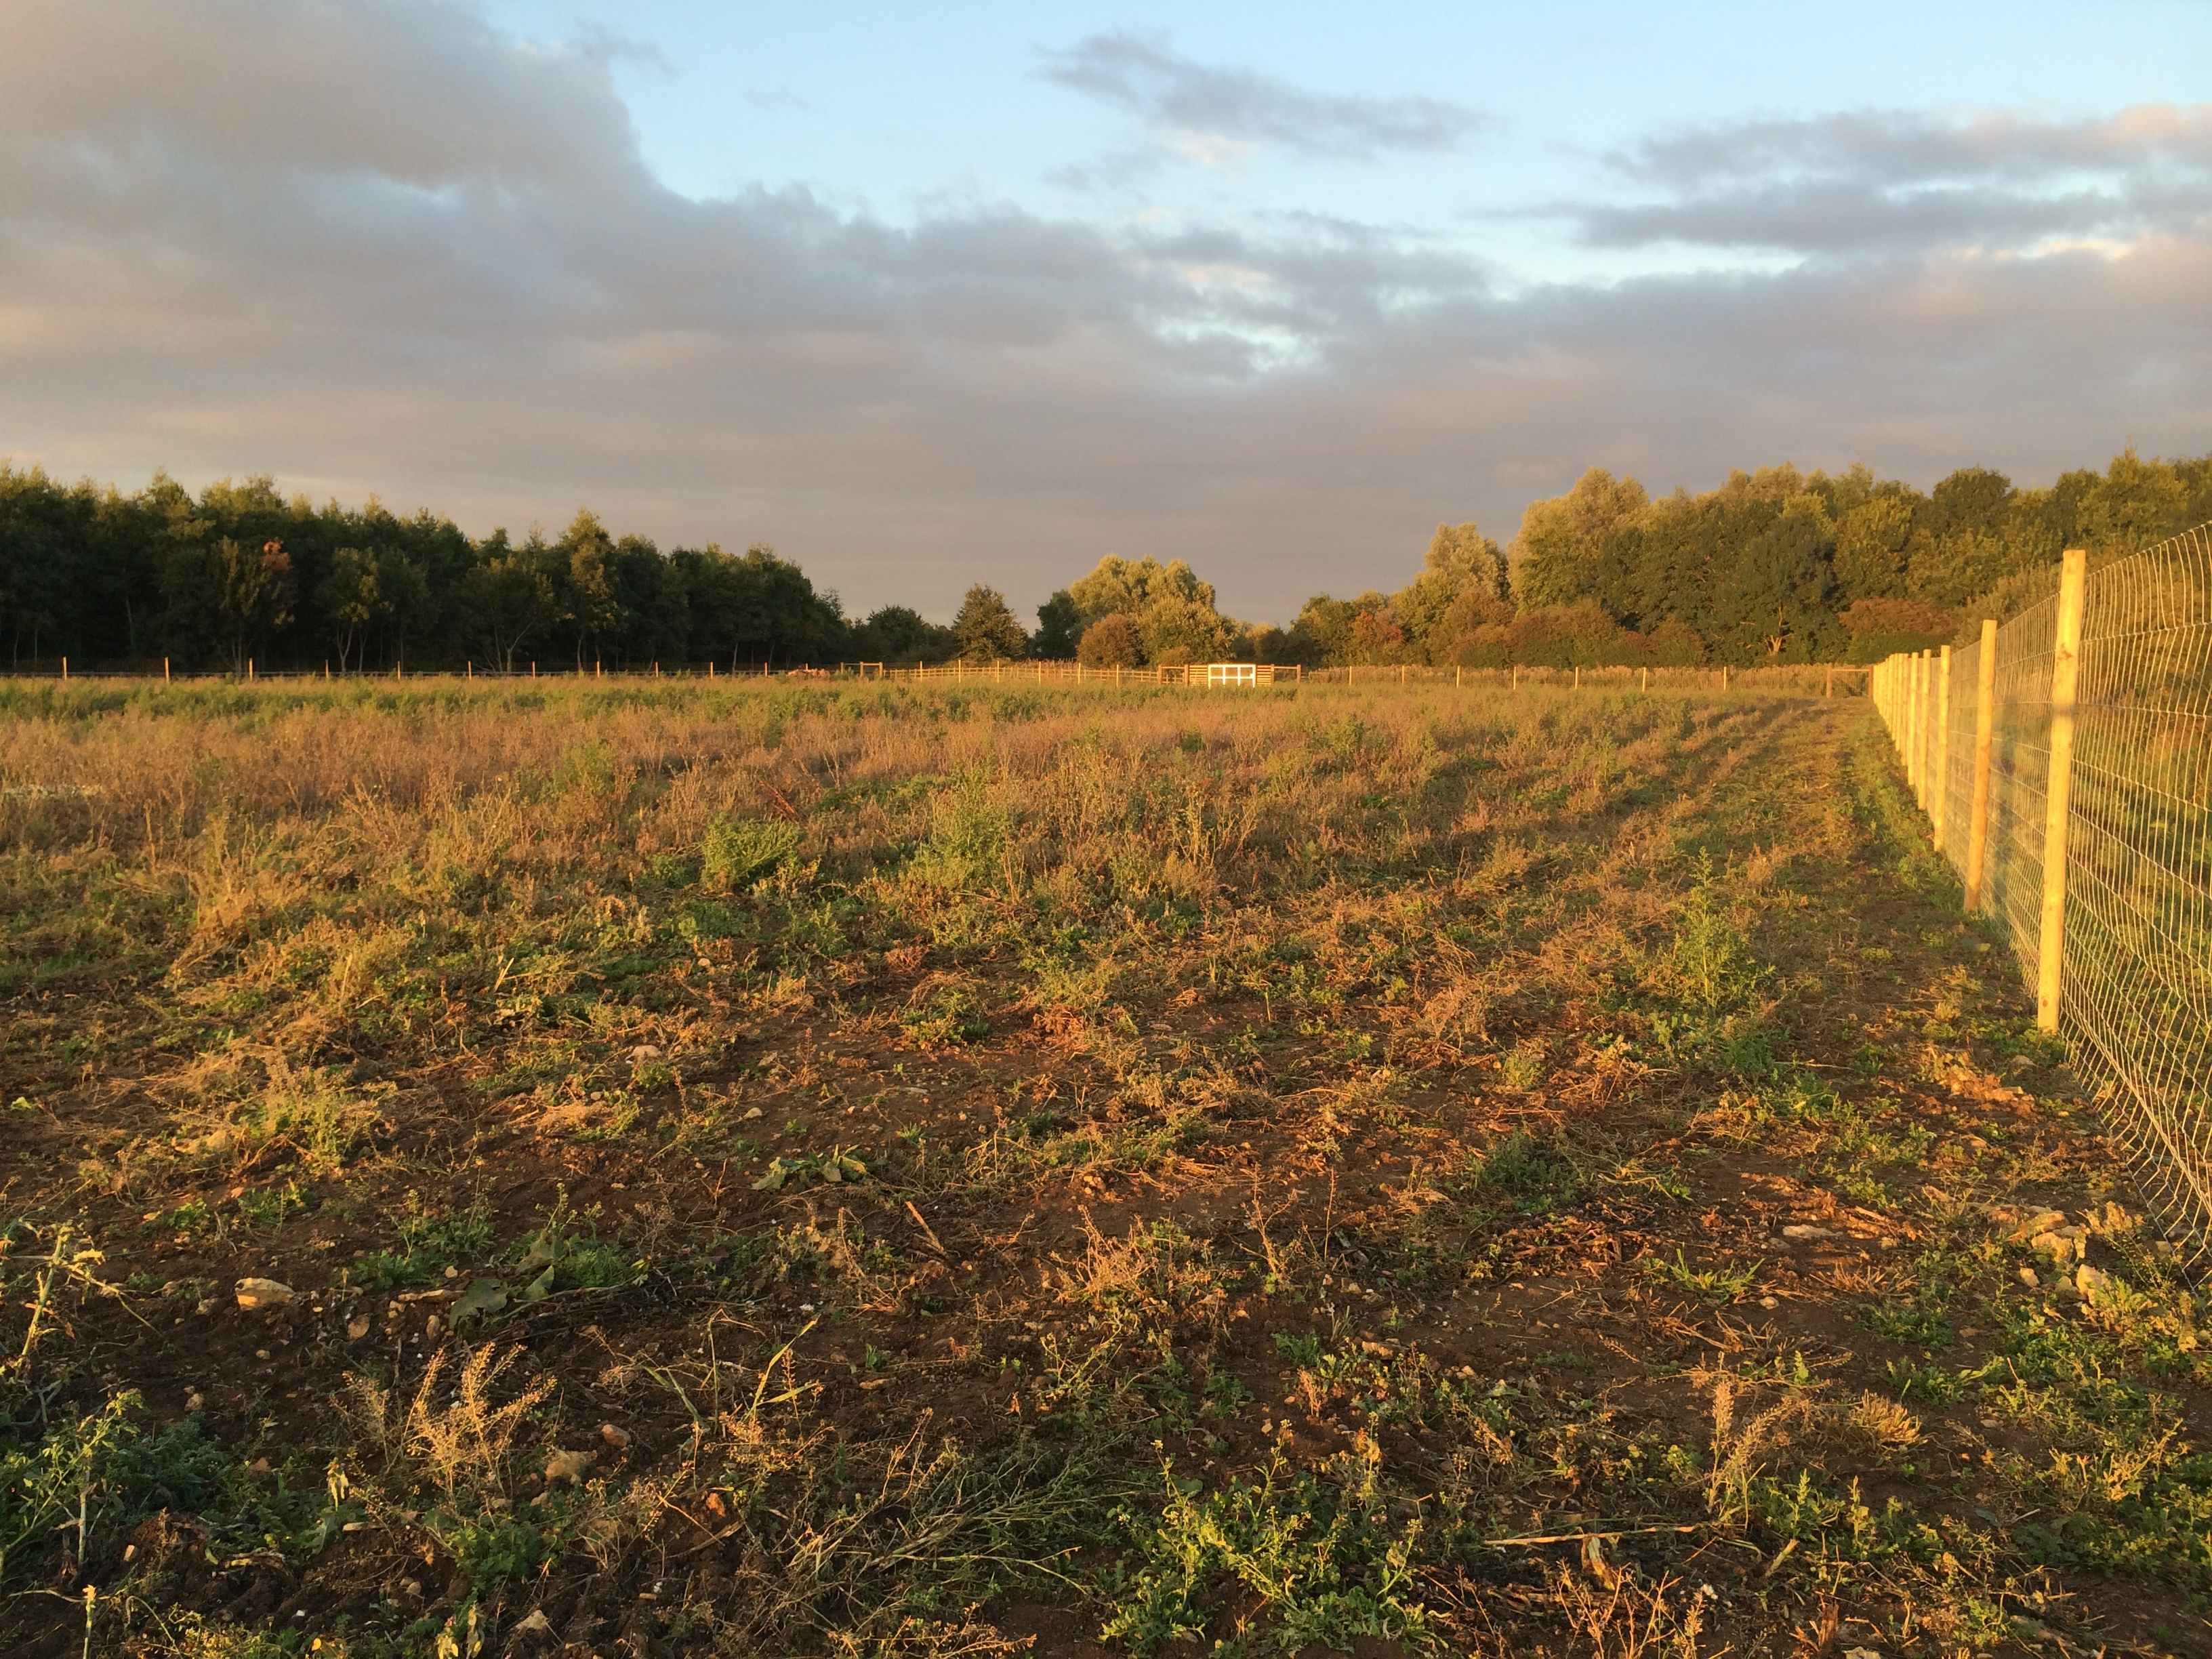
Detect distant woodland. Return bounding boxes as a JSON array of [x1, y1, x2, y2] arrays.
[[1, 447, 2206, 674]]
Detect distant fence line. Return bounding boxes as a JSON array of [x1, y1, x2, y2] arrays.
[[3, 655, 1872, 697], [1875, 523, 2212, 1252]]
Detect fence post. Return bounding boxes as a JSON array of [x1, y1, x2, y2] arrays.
[[1902, 655, 1920, 809], [60, 656, 67, 682], [2036, 548, 2089, 1033], [1641, 665, 1649, 693], [1511, 664, 1519, 691], [1574, 665, 1581, 691], [1931, 644, 1952, 852], [247, 657, 255, 682], [1964, 619, 1999, 912], [1914, 651, 1930, 801], [163, 656, 171, 683]]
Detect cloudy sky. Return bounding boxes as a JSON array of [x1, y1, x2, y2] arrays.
[[3, 1, 2208, 622]]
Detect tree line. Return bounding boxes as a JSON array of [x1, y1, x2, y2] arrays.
[[3, 447, 2205, 674]]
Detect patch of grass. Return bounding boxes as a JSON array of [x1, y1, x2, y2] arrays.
[[701, 815, 801, 892], [1101, 1452, 1430, 1655]]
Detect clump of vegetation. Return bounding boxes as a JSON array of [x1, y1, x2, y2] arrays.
[[701, 815, 800, 891]]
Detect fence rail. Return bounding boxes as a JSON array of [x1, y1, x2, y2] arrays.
[[1875, 524, 2212, 1252], [2, 656, 1872, 696]]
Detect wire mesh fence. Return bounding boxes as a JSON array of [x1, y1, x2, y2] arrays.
[[1876, 523, 2212, 1252]]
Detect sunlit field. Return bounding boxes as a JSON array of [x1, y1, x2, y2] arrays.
[[3, 680, 2205, 1657]]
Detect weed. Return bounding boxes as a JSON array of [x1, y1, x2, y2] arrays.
[[701, 816, 800, 892]]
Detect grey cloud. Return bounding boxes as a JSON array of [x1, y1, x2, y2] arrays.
[[1523, 105, 2212, 254], [1, 2, 2205, 623], [1608, 106, 2212, 188], [1040, 33, 1496, 162]]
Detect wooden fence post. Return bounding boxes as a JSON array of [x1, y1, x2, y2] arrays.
[[1908, 653, 1921, 792], [1641, 665, 1649, 693], [60, 656, 67, 682], [247, 657, 255, 682], [1906, 651, 1923, 806], [163, 657, 171, 683], [1964, 619, 1999, 912], [1574, 665, 1581, 691], [1931, 644, 1953, 852], [2036, 548, 2088, 1032]]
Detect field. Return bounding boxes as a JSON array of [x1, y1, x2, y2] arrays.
[[3, 679, 2209, 1658]]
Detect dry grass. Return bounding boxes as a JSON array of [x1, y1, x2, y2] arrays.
[[0, 676, 2205, 1657]]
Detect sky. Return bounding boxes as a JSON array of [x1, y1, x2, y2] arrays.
[[3, 1, 2209, 623]]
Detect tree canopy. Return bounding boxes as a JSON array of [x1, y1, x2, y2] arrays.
[[4, 445, 2206, 674]]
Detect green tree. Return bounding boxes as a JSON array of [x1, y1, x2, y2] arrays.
[[1033, 590, 1082, 658], [2076, 447, 2189, 552], [1510, 468, 1648, 609], [1395, 521, 1508, 659], [1831, 495, 1916, 602], [172, 535, 293, 671], [954, 585, 1028, 661], [1706, 497, 1836, 661], [461, 536, 553, 672], [1927, 466, 2013, 540], [854, 605, 956, 666], [316, 546, 383, 671], [1077, 612, 1144, 668]]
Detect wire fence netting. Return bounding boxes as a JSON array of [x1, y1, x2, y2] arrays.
[[1877, 523, 2212, 1252]]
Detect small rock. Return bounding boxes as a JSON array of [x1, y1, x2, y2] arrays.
[[599, 1422, 632, 1451], [1845, 1649, 1883, 1659], [2030, 1226, 2088, 1267], [630, 1044, 661, 1061], [545, 1448, 595, 1483], [347, 1315, 371, 1340], [234, 1277, 295, 1311], [1781, 1224, 1839, 1241], [195, 1297, 218, 1316], [2005, 1208, 2067, 1243], [1758, 1295, 1779, 1309], [2074, 1263, 2116, 1305], [2017, 1266, 2039, 1288], [510, 1607, 554, 1640], [2088, 1201, 2141, 1237], [184, 1390, 205, 1412], [741, 1106, 764, 1121]]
